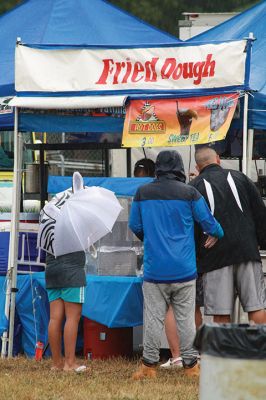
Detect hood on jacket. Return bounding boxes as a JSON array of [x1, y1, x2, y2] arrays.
[[155, 150, 186, 182]]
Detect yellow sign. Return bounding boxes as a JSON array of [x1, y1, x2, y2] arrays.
[[122, 94, 239, 148]]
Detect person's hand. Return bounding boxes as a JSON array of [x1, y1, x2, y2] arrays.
[[189, 171, 199, 177], [189, 170, 199, 181], [204, 235, 218, 248]]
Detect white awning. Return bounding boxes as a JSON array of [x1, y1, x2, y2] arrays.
[[9, 95, 127, 109]]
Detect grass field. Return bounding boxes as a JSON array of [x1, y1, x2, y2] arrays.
[[0, 357, 199, 400]]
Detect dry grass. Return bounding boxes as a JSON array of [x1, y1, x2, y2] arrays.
[[0, 356, 199, 400]]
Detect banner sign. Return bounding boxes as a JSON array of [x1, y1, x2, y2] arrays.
[[122, 94, 239, 147], [15, 41, 247, 94], [0, 97, 13, 114]]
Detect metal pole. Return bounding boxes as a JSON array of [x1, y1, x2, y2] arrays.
[[242, 93, 249, 175], [39, 147, 46, 209], [6, 107, 23, 358], [104, 149, 109, 176], [126, 148, 132, 177], [1, 108, 20, 358], [235, 94, 249, 323], [246, 128, 254, 179], [236, 85, 251, 322]]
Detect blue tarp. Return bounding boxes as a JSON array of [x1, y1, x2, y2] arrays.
[[188, 0, 266, 130], [18, 114, 125, 134], [0, 0, 179, 130], [0, 112, 13, 132], [83, 275, 143, 328], [0, 275, 50, 357], [48, 176, 153, 197]]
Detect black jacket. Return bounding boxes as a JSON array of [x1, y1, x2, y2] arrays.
[[190, 164, 266, 273]]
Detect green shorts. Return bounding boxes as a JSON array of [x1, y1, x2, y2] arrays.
[[47, 287, 85, 303]]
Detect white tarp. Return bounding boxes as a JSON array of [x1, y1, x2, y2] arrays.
[[9, 95, 127, 109], [15, 41, 247, 94]]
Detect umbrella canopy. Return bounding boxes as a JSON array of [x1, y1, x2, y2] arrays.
[[38, 186, 122, 257]]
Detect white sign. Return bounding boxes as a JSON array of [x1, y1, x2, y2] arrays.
[[15, 41, 248, 93]]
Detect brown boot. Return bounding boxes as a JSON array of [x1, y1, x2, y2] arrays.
[[132, 363, 157, 380], [184, 363, 200, 378]]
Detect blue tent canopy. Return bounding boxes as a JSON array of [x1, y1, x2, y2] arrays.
[[188, 1, 266, 130], [0, 0, 179, 130], [0, 0, 178, 97]]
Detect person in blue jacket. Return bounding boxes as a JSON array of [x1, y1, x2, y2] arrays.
[[129, 150, 223, 380]]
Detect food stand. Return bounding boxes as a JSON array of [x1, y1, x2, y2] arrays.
[[2, 37, 252, 357]]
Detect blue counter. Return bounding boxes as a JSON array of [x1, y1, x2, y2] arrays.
[[83, 275, 143, 328]]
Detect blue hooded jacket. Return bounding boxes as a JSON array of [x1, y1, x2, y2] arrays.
[[129, 150, 223, 283]]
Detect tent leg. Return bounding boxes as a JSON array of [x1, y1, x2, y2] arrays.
[[126, 148, 132, 177], [246, 128, 254, 179], [2, 108, 23, 358], [234, 93, 250, 323], [104, 149, 110, 176], [242, 93, 249, 175], [39, 147, 46, 209]]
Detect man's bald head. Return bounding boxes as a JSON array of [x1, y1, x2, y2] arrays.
[[195, 147, 220, 171]]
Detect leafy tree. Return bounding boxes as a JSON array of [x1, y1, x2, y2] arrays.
[[0, 0, 22, 15], [109, 0, 259, 36]]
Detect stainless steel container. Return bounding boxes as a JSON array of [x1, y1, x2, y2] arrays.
[[25, 163, 48, 193]]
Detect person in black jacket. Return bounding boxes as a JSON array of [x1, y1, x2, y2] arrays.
[[191, 146, 266, 324]]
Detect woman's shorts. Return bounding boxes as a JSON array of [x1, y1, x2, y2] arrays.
[[47, 286, 85, 303]]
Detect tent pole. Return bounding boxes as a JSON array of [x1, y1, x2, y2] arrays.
[[126, 149, 132, 177], [246, 128, 254, 179], [7, 107, 23, 358], [1, 108, 20, 358], [234, 93, 249, 323], [242, 92, 249, 175]]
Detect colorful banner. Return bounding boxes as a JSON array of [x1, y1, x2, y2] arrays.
[[122, 94, 239, 148], [0, 97, 13, 114], [15, 41, 247, 94]]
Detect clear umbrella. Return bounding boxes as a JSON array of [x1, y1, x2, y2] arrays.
[[37, 178, 122, 257]]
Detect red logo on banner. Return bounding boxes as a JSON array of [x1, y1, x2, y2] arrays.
[[129, 102, 166, 134]]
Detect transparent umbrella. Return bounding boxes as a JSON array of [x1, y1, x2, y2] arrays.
[[37, 183, 122, 257]]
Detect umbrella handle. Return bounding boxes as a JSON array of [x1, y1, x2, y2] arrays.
[[90, 244, 98, 259]]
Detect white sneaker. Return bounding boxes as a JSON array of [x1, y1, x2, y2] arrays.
[[160, 357, 183, 369]]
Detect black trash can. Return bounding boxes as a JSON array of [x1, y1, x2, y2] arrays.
[[194, 323, 266, 400]]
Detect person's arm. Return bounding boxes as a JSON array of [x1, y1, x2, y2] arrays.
[[191, 189, 224, 240], [129, 190, 144, 241]]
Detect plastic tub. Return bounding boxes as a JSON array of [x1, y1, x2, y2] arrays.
[[194, 323, 266, 400]]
